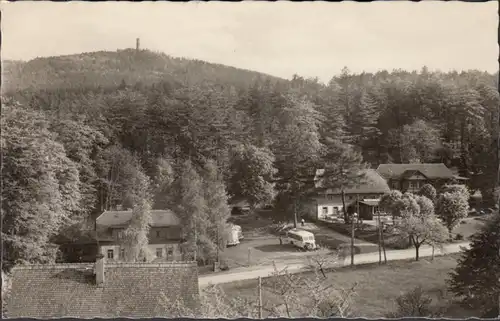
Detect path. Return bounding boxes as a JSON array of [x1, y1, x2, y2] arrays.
[[199, 241, 470, 288]]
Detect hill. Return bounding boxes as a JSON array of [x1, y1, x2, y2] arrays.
[[2, 49, 286, 93]]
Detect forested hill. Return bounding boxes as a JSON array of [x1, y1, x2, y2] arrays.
[[2, 47, 499, 268], [2, 49, 286, 92]]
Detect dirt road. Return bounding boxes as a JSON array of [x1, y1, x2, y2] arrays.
[[199, 241, 470, 287]]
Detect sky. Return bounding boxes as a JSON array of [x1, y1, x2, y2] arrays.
[[2, 1, 498, 82]]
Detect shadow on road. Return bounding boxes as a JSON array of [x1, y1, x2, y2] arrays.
[[254, 244, 301, 253]]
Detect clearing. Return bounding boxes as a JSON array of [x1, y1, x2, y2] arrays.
[[220, 211, 379, 270], [219, 254, 478, 318]]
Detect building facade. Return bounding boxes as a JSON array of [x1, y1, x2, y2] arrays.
[[376, 163, 467, 194], [96, 209, 183, 262], [308, 169, 391, 221]]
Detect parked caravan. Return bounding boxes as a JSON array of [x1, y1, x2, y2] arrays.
[[286, 228, 317, 250], [225, 224, 241, 247]]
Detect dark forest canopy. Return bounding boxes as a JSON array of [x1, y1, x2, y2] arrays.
[[2, 49, 499, 266]]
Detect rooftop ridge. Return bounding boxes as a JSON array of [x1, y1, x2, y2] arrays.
[[12, 260, 197, 270], [106, 261, 197, 268], [12, 263, 93, 270]]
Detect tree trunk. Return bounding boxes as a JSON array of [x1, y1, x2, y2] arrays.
[[377, 211, 382, 264], [381, 225, 387, 264], [414, 241, 420, 261], [293, 198, 298, 228]]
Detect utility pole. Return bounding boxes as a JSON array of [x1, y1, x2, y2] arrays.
[[136, 38, 140, 51], [350, 195, 357, 267], [377, 210, 382, 264], [258, 276, 263, 318], [381, 222, 387, 264]]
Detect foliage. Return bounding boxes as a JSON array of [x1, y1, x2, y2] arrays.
[[380, 190, 404, 222], [2, 49, 498, 271], [172, 160, 210, 262], [419, 184, 437, 203], [392, 194, 448, 261], [387, 286, 435, 317], [448, 214, 500, 317], [203, 160, 232, 254], [390, 120, 441, 163], [1, 101, 81, 268], [229, 144, 276, 208], [436, 185, 470, 238], [320, 139, 368, 221], [120, 171, 153, 262]]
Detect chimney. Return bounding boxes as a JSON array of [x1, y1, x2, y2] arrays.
[[136, 38, 140, 51], [95, 253, 105, 286]]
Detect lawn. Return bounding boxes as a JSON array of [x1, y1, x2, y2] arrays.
[[219, 254, 478, 318]]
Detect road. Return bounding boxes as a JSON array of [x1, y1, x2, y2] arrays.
[[199, 241, 470, 288]]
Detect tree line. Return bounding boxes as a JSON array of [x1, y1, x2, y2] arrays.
[[2, 54, 498, 269]]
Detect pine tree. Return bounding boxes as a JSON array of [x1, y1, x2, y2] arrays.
[[448, 214, 500, 317]]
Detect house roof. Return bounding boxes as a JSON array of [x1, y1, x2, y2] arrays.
[[376, 163, 455, 180], [3, 261, 200, 318], [314, 168, 391, 194], [96, 209, 181, 228]]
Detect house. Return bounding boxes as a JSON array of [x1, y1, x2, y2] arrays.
[[3, 256, 200, 318], [96, 209, 183, 262], [376, 163, 468, 194], [307, 168, 391, 221]]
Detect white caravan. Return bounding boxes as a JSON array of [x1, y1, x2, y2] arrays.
[[286, 228, 317, 251], [225, 224, 241, 247]]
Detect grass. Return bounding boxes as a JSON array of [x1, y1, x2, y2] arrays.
[[319, 216, 488, 249], [220, 253, 478, 318], [317, 219, 411, 249], [452, 217, 487, 241]]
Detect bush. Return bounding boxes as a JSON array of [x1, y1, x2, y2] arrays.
[[455, 233, 464, 241], [388, 286, 434, 317]]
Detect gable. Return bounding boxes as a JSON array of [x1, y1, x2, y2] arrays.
[[400, 170, 428, 180]]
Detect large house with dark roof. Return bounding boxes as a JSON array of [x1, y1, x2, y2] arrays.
[[3, 257, 200, 318], [96, 209, 183, 262], [376, 163, 467, 194], [306, 168, 391, 220]]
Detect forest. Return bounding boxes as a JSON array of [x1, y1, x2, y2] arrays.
[[2, 49, 499, 267]]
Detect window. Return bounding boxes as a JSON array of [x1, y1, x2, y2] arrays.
[[409, 181, 419, 189], [107, 249, 114, 259], [156, 248, 163, 258], [119, 249, 125, 259], [332, 207, 339, 216], [156, 230, 161, 238], [391, 181, 399, 189], [322, 207, 328, 215], [167, 248, 173, 257], [349, 195, 353, 200]]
